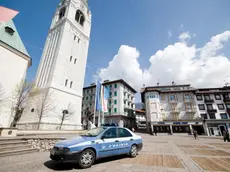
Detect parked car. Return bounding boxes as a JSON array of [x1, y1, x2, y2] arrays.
[[50, 127, 143, 169]]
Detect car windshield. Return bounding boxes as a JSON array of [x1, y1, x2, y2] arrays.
[[83, 127, 105, 137]]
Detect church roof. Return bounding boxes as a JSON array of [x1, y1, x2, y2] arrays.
[[0, 20, 30, 57]]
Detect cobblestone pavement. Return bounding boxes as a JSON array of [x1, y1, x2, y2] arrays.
[[1, 133, 230, 172]]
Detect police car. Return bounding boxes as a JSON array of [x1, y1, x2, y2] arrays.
[[50, 127, 143, 169]]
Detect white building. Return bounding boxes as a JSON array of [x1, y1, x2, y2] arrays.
[[0, 20, 31, 127], [141, 84, 205, 135], [82, 79, 137, 128], [195, 87, 230, 136], [17, 0, 91, 130]]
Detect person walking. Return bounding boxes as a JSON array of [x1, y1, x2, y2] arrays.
[[223, 129, 230, 142], [193, 130, 198, 140]]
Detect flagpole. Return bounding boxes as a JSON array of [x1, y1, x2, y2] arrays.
[[93, 79, 97, 125]]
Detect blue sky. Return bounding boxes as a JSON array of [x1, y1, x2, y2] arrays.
[[1, 0, 230, 89]]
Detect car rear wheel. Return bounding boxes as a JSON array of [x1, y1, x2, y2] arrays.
[[78, 149, 95, 169], [130, 144, 138, 158]]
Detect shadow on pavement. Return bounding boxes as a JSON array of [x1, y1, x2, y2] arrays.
[[44, 155, 128, 170]]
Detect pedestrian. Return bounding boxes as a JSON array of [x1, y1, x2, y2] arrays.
[[223, 129, 230, 142], [193, 130, 198, 140]]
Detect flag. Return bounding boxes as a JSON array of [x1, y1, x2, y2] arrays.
[[101, 86, 110, 112], [95, 81, 102, 111], [0, 6, 19, 22]]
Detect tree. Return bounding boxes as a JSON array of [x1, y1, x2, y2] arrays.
[[84, 107, 94, 130], [35, 89, 54, 130], [58, 103, 75, 130], [10, 80, 34, 127]]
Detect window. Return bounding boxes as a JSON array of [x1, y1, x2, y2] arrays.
[[65, 79, 68, 86], [226, 104, 230, 109], [102, 128, 117, 139], [78, 38, 80, 43], [198, 104, 205, 110], [169, 95, 176, 101], [160, 95, 165, 101], [204, 95, 211, 100], [5, 26, 15, 36], [217, 104, 224, 110], [86, 96, 88, 100], [74, 35, 76, 40], [114, 99, 117, 104], [75, 10, 85, 26], [109, 108, 111, 113], [196, 95, 203, 101], [74, 59, 77, 64], [114, 91, 117, 96], [118, 128, 132, 138], [70, 81, 73, 88], [115, 84, 117, 88], [209, 113, 216, 119], [184, 94, 192, 100], [201, 113, 208, 119], [109, 92, 112, 97], [114, 108, 117, 113], [70, 56, 72, 62], [59, 7, 66, 20], [220, 113, 228, 119], [215, 94, 221, 100], [31, 108, 34, 113], [110, 85, 112, 88], [207, 104, 214, 110]]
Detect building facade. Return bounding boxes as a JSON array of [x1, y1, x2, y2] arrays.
[[135, 109, 146, 128], [82, 79, 136, 128], [17, 0, 91, 130], [195, 87, 230, 136], [0, 20, 31, 127], [141, 85, 205, 135]]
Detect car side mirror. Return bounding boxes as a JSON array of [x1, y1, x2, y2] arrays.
[[101, 136, 105, 140]]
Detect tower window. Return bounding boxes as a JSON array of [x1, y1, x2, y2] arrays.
[[75, 10, 85, 26], [74, 58, 77, 64], [5, 26, 15, 36], [59, 7, 66, 20], [70, 81, 73, 88], [74, 35, 76, 40], [78, 38, 80, 43], [31, 108, 34, 113], [65, 79, 68, 86], [70, 56, 72, 62]]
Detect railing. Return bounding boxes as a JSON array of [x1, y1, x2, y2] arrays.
[[207, 109, 217, 113]]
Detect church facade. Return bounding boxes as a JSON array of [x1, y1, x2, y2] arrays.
[[17, 0, 91, 130]]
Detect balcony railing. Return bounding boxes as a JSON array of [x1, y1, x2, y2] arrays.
[[169, 99, 178, 104], [204, 99, 214, 103], [185, 108, 197, 113], [170, 108, 180, 113], [184, 99, 194, 103], [207, 109, 217, 113]]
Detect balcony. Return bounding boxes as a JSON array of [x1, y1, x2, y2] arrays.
[[170, 108, 180, 113], [184, 99, 194, 103], [169, 100, 178, 104], [207, 109, 217, 113], [204, 99, 214, 103], [185, 108, 197, 113]]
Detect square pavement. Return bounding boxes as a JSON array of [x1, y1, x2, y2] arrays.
[[1, 133, 230, 172]]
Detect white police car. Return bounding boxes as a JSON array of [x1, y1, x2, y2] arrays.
[[50, 127, 143, 169]]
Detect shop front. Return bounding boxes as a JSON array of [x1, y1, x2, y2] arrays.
[[205, 120, 230, 136], [151, 121, 204, 135]]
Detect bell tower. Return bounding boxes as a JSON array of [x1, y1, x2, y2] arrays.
[[18, 0, 92, 130]]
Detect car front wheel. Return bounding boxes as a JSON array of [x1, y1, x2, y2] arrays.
[[130, 144, 138, 158], [78, 149, 95, 169]]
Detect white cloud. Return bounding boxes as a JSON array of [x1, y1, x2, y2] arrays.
[[168, 30, 172, 38], [179, 31, 191, 42], [96, 31, 230, 93]]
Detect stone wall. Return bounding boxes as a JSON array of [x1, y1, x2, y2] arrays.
[[26, 138, 64, 152]]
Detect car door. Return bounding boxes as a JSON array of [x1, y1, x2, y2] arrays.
[[97, 128, 120, 158], [117, 128, 134, 155]]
